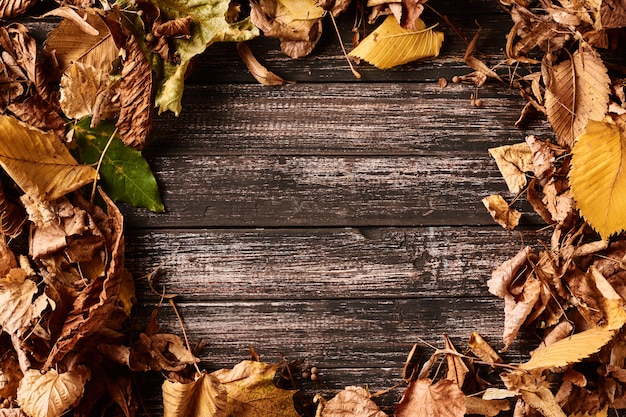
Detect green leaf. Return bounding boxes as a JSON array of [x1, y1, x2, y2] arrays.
[[73, 117, 164, 212]]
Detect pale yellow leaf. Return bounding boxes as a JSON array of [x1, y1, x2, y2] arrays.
[[44, 9, 119, 74], [348, 16, 443, 69], [520, 386, 566, 417], [17, 367, 90, 417], [162, 372, 228, 417], [0, 115, 97, 201], [395, 379, 466, 417], [544, 48, 610, 148], [320, 386, 388, 417], [519, 326, 618, 370], [482, 194, 521, 230], [569, 117, 626, 240], [60, 62, 118, 122], [488, 142, 533, 194], [0, 268, 51, 337]]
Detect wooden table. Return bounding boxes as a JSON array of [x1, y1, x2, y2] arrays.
[[106, 0, 555, 413]]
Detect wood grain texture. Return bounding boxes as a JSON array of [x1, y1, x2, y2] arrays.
[[127, 226, 549, 300], [149, 83, 554, 157]]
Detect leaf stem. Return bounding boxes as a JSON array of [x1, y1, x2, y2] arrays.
[[91, 126, 118, 204], [168, 298, 201, 374], [329, 13, 361, 79]]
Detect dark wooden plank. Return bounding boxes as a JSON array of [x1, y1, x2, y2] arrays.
[[121, 153, 540, 227], [149, 83, 553, 156], [127, 226, 549, 300], [134, 298, 529, 370]]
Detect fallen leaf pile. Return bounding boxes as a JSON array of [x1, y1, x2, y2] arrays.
[[1, 0, 626, 416]]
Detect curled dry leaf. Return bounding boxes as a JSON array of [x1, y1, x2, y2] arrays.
[[570, 116, 626, 240], [0, 179, 24, 237], [395, 379, 466, 417], [349, 16, 443, 69], [0, 115, 97, 202], [443, 335, 468, 388], [0, 0, 36, 18], [237, 42, 295, 86], [488, 142, 533, 194], [319, 386, 387, 417], [464, 396, 510, 417], [468, 332, 502, 364], [544, 48, 610, 148], [162, 372, 228, 417], [17, 367, 91, 417], [250, 0, 324, 58], [482, 194, 521, 230], [0, 268, 51, 337]]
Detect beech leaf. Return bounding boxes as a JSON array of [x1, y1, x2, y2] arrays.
[[74, 117, 164, 212], [348, 16, 443, 69], [0, 115, 97, 201], [44, 9, 119, 74], [395, 379, 466, 417], [519, 326, 619, 370], [211, 360, 299, 417], [162, 372, 228, 417], [17, 367, 90, 417], [569, 117, 626, 240], [544, 48, 610, 148], [319, 386, 387, 417]]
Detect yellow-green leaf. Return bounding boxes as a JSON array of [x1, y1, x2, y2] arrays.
[[211, 360, 299, 417], [349, 16, 443, 69], [519, 326, 617, 371], [569, 117, 626, 240], [162, 372, 228, 417], [0, 115, 97, 201]]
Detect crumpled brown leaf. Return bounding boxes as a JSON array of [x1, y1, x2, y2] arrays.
[[0, 268, 51, 338], [395, 379, 466, 417], [318, 386, 387, 417], [488, 142, 533, 194], [236, 42, 295, 86], [162, 372, 228, 417], [0, 0, 37, 18], [482, 194, 521, 230]]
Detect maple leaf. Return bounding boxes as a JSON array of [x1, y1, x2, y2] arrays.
[[162, 372, 228, 417], [488, 142, 533, 194], [569, 116, 626, 240], [395, 379, 466, 417], [250, 0, 324, 58], [44, 9, 119, 75], [74, 117, 164, 212], [0, 115, 97, 201], [318, 386, 387, 417], [211, 360, 299, 416], [482, 194, 521, 230], [17, 367, 90, 417], [349, 16, 443, 69], [544, 48, 610, 148]]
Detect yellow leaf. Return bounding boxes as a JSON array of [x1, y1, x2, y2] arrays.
[[544, 48, 610, 148], [162, 372, 228, 417], [211, 360, 300, 417], [17, 367, 90, 417], [570, 117, 626, 240], [349, 16, 443, 69], [0, 115, 97, 201], [519, 326, 617, 370]]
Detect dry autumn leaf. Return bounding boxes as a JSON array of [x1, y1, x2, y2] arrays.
[[544, 48, 610, 148], [318, 386, 387, 417], [162, 372, 228, 417], [488, 142, 533, 194], [211, 360, 299, 417], [482, 194, 521, 230], [0, 268, 50, 337], [0, 0, 36, 18], [395, 379, 466, 417], [59, 62, 118, 123], [237, 42, 295, 86], [17, 367, 90, 417], [569, 117, 626, 240], [348, 15, 443, 69]]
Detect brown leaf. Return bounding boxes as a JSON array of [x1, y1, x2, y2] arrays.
[[0, 0, 36, 18], [0, 346, 23, 400], [541, 179, 574, 225], [502, 277, 542, 348], [443, 335, 468, 388], [482, 194, 522, 230], [468, 332, 502, 364], [0, 179, 24, 238], [601, 0, 626, 28], [319, 386, 387, 417], [315, 0, 351, 16], [465, 396, 510, 417], [544, 48, 610, 148], [0, 268, 51, 337], [153, 15, 193, 38], [237, 42, 295, 86], [399, 0, 426, 29], [487, 246, 532, 298], [395, 379, 466, 417], [525, 135, 556, 180], [464, 27, 502, 85], [488, 142, 533, 194]]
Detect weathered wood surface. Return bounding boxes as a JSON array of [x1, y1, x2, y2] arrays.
[[111, 0, 556, 414]]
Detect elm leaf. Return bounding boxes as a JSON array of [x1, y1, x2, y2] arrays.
[[73, 117, 164, 212]]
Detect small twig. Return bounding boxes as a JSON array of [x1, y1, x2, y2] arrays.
[[329, 13, 361, 79], [168, 298, 201, 374], [91, 127, 118, 204]]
